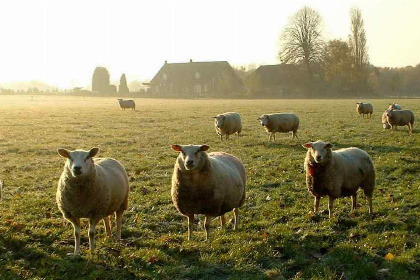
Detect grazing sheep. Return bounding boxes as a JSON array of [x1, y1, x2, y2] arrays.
[[388, 103, 402, 110], [382, 110, 391, 129], [303, 141, 375, 218], [117, 99, 136, 110], [386, 109, 414, 134], [171, 144, 246, 240], [57, 148, 129, 255], [356, 102, 373, 118], [213, 112, 242, 141], [258, 113, 299, 141]]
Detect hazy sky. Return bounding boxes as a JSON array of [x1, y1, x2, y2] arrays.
[[1, 0, 419, 89]]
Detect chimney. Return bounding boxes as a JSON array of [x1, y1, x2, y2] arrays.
[[190, 59, 193, 63], [165, 60, 167, 64]]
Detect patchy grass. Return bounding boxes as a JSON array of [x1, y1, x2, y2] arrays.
[[1, 95, 420, 279]]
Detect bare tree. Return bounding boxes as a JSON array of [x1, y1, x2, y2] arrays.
[[279, 6, 324, 80], [349, 7, 369, 92]]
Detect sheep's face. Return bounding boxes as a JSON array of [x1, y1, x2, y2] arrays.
[[171, 144, 210, 171], [58, 148, 99, 177], [356, 103, 363, 110], [259, 115, 269, 127], [214, 115, 226, 129], [302, 141, 333, 164]]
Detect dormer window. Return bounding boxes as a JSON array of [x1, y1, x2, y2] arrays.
[[195, 72, 200, 79]]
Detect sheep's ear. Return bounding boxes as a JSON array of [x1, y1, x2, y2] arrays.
[[171, 144, 183, 152], [257, 117, 261, 120], [212, 116, 217, 118], [325, 143, 333, 149], [89, 147, 99, 157], [57, 148, 70, 158], [302, 143, 312, 149], [199, 145, 210, 152]]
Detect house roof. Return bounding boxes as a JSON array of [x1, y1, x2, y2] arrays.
[[249, 64, 303, 85], [150, 61, 231, 85]]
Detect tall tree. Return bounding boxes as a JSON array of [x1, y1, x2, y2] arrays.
[[349, 7, 369, 93], [92, 66, 110, 94], [322, 39, 352, 94], [119, 73, 129, 93], [279, 6, 324, 81]]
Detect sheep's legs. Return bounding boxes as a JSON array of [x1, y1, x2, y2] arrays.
[[67, 217, 81, 255], [351, 195, 357, 212], [233, 208, 239, 230], [115, 209, 125, 240], [187, 214, 194, 241], [204, 215, 212, 240], [103, 216, 111, 238], [328, 196, 334, 218], [367, 195, 373, 214], [293, 131, 298, 139], [314, 196, 320, 213], [88, 218, 100, 252], [220, 215, 226, 228]]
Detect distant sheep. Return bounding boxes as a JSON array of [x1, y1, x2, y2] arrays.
[[213, 112, 242, 141], [386, 109, 414, 134], [57, 148, 129, 255], [303, 141, 375, 218], [388, 103, 402, 110], [258, 113, 299, 141], [382, 110, 391, 129], [117, 99, 136, 110], [171, 144, 246, 240], [356, 102, 373, 118]]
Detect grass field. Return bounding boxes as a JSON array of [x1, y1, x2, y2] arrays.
[[0, 95, 420, 280]]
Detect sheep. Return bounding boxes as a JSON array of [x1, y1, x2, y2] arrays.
[[386, 109, 414, 134], [382, 110, 391, 129], [302, 141, 375, 218], [56, 147, 129, 255], [356, 102, 373, 118], [213, 112, 242, 141], [171, 144, 246, 240], [117, 99, 136, 110], [388, 103, 402, 110], [258, 113, 299, 141]]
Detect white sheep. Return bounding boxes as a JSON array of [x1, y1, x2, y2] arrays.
[[386, 109, 414, 134], [213, 112, 242, 141], [303, 141, 375, 218], [57, 147, 129, 255], [356, 102, 373, 118], [382, 110, 391, 129], [117, 99, 136, 110], [258, 113, 299, 141], [171, 144, 246, 240]]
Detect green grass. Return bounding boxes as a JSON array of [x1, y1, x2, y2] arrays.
[[1, 95, 420, 279]]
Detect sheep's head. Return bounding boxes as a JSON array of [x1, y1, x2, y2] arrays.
[[213, 115, 226, 129], [302, 141, 333, 164], [171, 144, 210, 171], [356, 102, 363, 109], [58, 148, 99, 177], [258, 115, 269, 127]]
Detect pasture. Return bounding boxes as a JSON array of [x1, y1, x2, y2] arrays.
[[0, 95, 420, 279]]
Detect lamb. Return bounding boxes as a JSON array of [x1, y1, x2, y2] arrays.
[[171, 144, 246, 240], [388, 103, 402, 110], [356, 102, 373, 118], [258, 113, 299, 141], [386, 109, 414, 134], [117, 99, 136, 110], [56, 147, 129, 255], [213, 112, 242, 141], [382, 110, 391, 129], [303, 141, 375, 218]]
